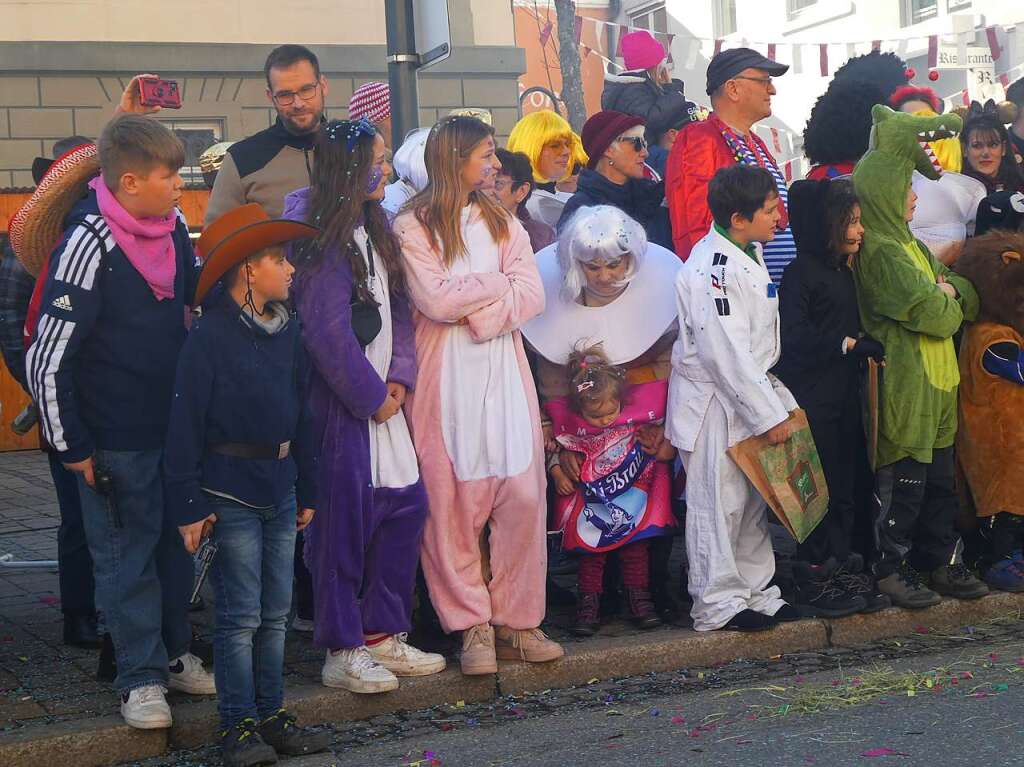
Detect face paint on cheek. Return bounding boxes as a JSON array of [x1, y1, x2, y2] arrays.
[[366, 166, 384, 194]]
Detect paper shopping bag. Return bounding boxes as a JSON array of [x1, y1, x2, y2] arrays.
[[726, 409, 829, 543]]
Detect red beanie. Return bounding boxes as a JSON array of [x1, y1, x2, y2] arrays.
[[349, 82, 391, 124], [581, 110, 646, 170], [620, 30, 666, 72]]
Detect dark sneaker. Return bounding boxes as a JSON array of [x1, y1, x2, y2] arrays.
[[835, 554, 891, 613], [220, 719, 278, 767], [792, 560, 866, 618], [651, 584, 680, 621], [876, 563, 941, 609], [571, 592, 601, 637], [771, 602, 802, 622], [929, 563, 989, 600], [97, 632, 116, 683], [723, 608, 777, 632], [625, 588, 662, 630], [258, 709, 330, 757], [63, 613, 102, 649], [984, 555, 1024, 593]]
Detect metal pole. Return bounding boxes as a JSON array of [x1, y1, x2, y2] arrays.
[[385, 0, 420, 150]]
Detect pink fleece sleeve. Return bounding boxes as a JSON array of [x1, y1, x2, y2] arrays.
[[395, 213, 512, 323], [464, 220, 546, 342]]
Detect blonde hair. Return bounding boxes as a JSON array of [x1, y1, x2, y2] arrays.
[[98, 115, 184, 190], [409, 116, 510, 267], [507, 110, 588, 184]]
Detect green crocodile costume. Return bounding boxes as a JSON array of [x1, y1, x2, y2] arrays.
[[852, 105, 979, 468]]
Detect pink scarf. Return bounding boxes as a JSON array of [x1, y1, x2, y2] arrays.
[[88, 177, 178, 301]]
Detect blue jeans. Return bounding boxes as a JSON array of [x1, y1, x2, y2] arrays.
[[77, 448, 193, 691], [208, 491, 296, 731]]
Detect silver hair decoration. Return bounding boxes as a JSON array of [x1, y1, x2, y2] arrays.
[[556, 205, 646, 301]]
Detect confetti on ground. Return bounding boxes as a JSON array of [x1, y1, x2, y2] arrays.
[[862, 747, 910, 757]]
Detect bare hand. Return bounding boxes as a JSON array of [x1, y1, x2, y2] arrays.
[[761, 418, 793, 446], [373, 394, 401, 424], [296, 508, 316, 531], [937, 273, 957, 299], [559, 450, 583, 484], [179, 513, 217, 554], [636, 424, 666, 455], [550, 465, 576, 496], [117, 74, 162, 116], [542, 422, 557, 454], [386, 382, 407, 408], [64, 456, 96, 488]]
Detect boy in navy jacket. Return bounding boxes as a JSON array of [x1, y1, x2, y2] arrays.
[[164, 204, 328, 766], [27, 115, 214, 729]]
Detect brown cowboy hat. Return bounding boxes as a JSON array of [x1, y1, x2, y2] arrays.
[[194, 203, 319, 305], [9, 143, 100, 277]]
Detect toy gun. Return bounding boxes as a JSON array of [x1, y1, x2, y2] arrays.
[[190, 536, 218, 606]]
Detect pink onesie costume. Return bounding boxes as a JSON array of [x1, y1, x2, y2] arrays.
[[394, 205, 548, 633]]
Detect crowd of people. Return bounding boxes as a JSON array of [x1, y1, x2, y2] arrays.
[[4, 32, 1024, 767]]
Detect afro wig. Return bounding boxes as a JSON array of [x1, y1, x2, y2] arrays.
[[803, 78, 888, 167], [832, 51, 910, 101]]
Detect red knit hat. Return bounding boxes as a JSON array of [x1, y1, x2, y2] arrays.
[[581, 110, 646, 169], [620, 30, 666, 72], [349, 81, 391, 124]]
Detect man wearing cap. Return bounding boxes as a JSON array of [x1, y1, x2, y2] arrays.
[[349, 81, 393, 148], [665, 47, 795, 280], [165, 204, 330, 765], [205, 44, 329, 224]]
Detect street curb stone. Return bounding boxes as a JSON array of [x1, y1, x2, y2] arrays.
[[2, 592, 1022, 767]]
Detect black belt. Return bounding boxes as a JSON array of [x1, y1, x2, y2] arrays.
[[208, 441, 290, 460]]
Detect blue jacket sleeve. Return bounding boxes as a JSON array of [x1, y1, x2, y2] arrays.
[[386, 288, 418, 390], [291, 337, 319, 510], [25, 221, 106, 463], [162, 319, 215, 528]]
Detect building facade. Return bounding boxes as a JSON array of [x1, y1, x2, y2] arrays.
[[0, 0, 526, 191]]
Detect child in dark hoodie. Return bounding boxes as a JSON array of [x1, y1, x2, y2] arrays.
[[164, 204, 330, 767], [774, 178, 890, 617]]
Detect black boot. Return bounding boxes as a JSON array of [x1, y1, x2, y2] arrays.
[[571, 592, 601, 637], [626, 588, 661, 630], [221, 718, 278, 767], [97, 632, 116, 683], [63, 613, 101, 649], [258, 708, 330, 757], [835, 553, 892, 613], [792, 559, 866, 618]]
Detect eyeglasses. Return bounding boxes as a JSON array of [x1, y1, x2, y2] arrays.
[[733, 75, 774, 88], [272, 82, 320, 106], [616, 135, 648, 152]]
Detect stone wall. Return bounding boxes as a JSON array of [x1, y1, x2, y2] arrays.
[[0, 42, 526, 190]]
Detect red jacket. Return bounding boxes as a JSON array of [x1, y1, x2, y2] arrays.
[[665, 113, 778, 260]]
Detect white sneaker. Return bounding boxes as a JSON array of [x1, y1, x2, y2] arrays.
[[367, 633, 446, 677], [291, 616, 315, 633], [322, 646, 399, 693], [168, 652, 216, 695], [120, 684, 172, 729]]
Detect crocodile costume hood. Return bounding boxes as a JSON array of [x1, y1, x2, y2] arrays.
[[852, 105, 979, 467]]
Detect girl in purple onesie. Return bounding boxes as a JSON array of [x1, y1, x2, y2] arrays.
[[284, 118, 445, 693]]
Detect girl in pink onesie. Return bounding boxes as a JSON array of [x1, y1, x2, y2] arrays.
[[394, 116, 565, 675]]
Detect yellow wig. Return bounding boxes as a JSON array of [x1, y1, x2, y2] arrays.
[[507, 110, 588, 184]]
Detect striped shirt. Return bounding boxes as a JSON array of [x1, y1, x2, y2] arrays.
[[735, 139, 796, 283]]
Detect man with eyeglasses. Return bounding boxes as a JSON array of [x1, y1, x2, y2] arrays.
[[205, 44, 330, 224], [665, 48, 795, 281]]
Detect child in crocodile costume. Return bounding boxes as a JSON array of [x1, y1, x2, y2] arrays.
[[852, 105, 989, 608]]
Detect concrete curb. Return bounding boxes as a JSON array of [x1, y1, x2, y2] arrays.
[[3, 592, 1023, 767]]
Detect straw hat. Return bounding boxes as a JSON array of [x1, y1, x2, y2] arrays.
[[8, 143, 100, 277], [194, 203, 319, 305]]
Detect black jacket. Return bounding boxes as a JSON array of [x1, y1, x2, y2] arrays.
[[556, 168, 674, 251], [773, 179, 864, 415]]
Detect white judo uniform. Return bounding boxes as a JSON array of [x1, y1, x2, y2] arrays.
[[666, 225, 798, 631]]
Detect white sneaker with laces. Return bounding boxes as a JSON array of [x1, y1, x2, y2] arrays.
[[167, 652, 217, 695], [322, 646, 399, 693], [367, 633, 446, 677], [121, 684, 172, 729]]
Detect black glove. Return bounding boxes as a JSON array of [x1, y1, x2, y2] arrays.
[[851, 335, 885, 363]]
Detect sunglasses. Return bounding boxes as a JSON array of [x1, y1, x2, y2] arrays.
[[616, 135, 648, 152]]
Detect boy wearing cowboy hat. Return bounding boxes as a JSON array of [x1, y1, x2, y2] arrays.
[[164, 204, 329, 766]]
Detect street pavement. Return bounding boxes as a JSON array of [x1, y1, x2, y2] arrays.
[[137, 618, 1024, 767]]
